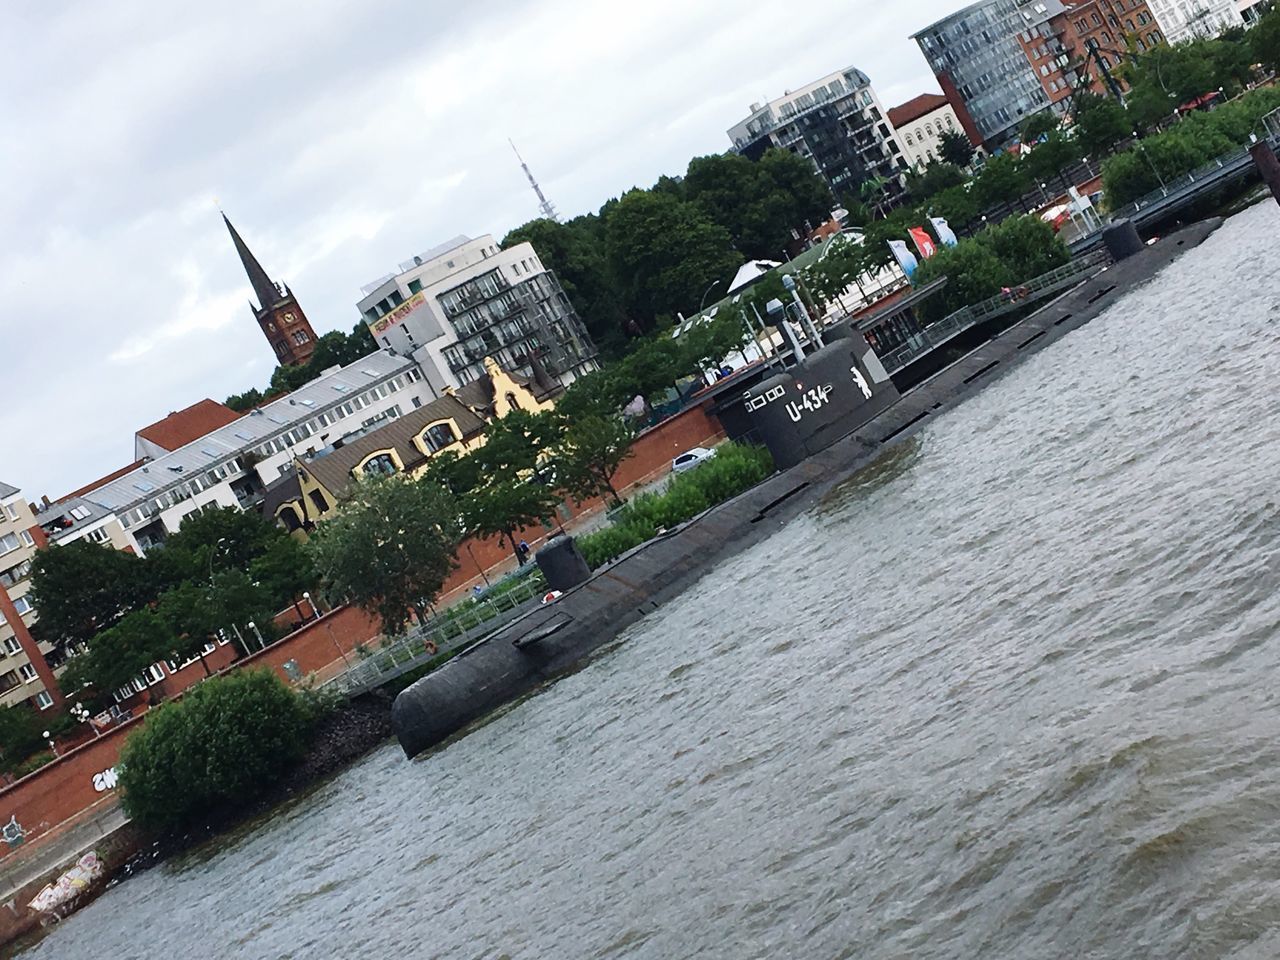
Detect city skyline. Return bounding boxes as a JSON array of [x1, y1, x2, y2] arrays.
[[1, 0, 960, 500]]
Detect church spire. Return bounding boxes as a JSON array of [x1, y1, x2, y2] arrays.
[[222, 212, 280, 312]]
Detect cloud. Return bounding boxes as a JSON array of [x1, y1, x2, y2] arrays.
[[0, 0, 961, 500]]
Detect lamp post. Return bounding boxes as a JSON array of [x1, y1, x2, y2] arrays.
[[42, 731, 56, 758], [247, 621, 266, 651], [698, 279, 724, 314], [302, 591, 320, 621], [70, 702, 101, 739]]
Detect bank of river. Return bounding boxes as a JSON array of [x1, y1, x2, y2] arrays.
[[25, 201, 1280, 958]]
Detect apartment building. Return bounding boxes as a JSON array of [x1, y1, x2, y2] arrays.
[[887, 93, 971, 169], [726, 67, 908, 203], [357, 235, 597, 397], [0, 484, 62, 712], [36, 351, 434, 555], [1144, 0, 1240, 41], [914, 0, 1065, 149]]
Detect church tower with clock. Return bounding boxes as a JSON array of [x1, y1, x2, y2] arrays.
[[222, 213, 319, 367]]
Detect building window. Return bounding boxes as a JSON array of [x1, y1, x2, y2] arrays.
[[309, 490, 329, 515], [34, 690, 53, 710], [360, 453, 398, 478], [421, 422, 457, 453], [3, 504, 17, 521], [0, 534, 18, 556], [19, 530, 33, 548], [3, 638, 20, 655], [12, 597, 32, 616], [19, 664, 36, 683], [293, 330, 310, 346]]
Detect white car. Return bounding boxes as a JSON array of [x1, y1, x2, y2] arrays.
[[672, 447, 716, 474]]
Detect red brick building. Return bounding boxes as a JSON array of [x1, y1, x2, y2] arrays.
[[1028, 0, 1165, 110], [223, 213, 319, 367]]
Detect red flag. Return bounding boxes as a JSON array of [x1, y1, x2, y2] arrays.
[[909, 226, 937, 259]]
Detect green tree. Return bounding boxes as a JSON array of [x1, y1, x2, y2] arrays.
[[1253, 8, 1280, 74], [1021, 110, 1060, 142], [972, 153, 1030, 210], [0, 706, 44, 774], [27, 540, 157, 660], [938, 129, 976, 167], [248, 536, 317, 615], [160, 506, 280, 585], [307, 476, 461, 634], [116, 670, 310, 831], [1023, 133, 1083, 189], [60, 608, 176, 701], [911, 241, 1013, 321], [905, 162, 968, 202], [555, 416, 635, 508], [978, 215, 1071, 279], [604, 189, 742, 328], [463, 479, 560, 563], [502, 216, 631, 358], [1073, 93, 1132, 157]]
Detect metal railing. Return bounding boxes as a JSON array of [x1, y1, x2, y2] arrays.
[[1110, 145, 1258, 221], [878, 250, 1111, 374], [323, 572, 547, 696]]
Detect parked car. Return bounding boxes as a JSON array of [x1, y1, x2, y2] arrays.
[[672, 447, 716, 474]]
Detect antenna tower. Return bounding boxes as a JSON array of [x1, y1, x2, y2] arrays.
[[510, 139, 559, 222]]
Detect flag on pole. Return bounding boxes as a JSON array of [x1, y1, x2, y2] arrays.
[[909, 226, 938, 259], [929, 216, 959, 247], [887, 240, 918, 279]]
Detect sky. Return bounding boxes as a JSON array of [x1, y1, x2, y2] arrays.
[[0, 0, 960, 502]]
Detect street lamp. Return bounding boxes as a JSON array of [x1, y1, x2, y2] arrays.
[[247, 621, 266, 651], [302, 591, 319, 621], [70, 702, 101, 738], [698, 279, 724, 314], [42, 730, 56, 757]]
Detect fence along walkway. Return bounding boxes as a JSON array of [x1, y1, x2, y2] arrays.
[[876, 250, 1112, 374], [323, 574, 547, 696]]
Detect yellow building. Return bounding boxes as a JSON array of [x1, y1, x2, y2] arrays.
[[265, 358, 551, 532]]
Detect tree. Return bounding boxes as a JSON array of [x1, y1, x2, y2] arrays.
[[911, 241, 1013, 321], [60, 608, 176, 701], [248, 536, 317, 615], [464, 479, 560, 563], [1073, 93, 1131, 157], [905, 162, 967, 202], [555, 416, 635, 508], [159, 506, 280, 585], [1253, 7, 1280, 75], [972, 153, 1030, 211], [1021, 111, 1060, 142], [938, 129, 976, 168], [1022, 133, 1083, 189], [307, 476, 461, 634], [977, 215, 1071, 279], [0, 706, 44, 774], [604, 189, 742, 328], [502, 216, 631, 358], [116, 670, 311, 831], [27, 540, 156, 660]]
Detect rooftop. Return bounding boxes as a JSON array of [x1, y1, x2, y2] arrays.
[[888, 93, 951, 129], [80, 350, 416, 515], [56, 460, 148, 504], [360, 235, 474, 294], [0, 482, 18, 501], [136, 399, 243, 455]]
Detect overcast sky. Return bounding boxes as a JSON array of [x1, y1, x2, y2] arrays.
[[1, 0, 959, 502]]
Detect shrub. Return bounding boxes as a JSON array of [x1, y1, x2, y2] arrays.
[[913, 241, 1012, 322], [576, 442, 774, 569], [977, 215, 1070, 280], [117, 670, 311, 831]]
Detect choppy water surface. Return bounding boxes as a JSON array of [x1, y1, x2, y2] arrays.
[[29, 203, 1280, 959]]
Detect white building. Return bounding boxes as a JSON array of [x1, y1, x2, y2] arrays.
[[1238, 0, 1268, 25], [1146, 0, 1241, 42], [357, 235, 597, 397], [887, 93, 971, 171], [37, 351, 433, 555]]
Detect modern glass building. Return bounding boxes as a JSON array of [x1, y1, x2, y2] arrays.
[[913, 0, 1060, 149]]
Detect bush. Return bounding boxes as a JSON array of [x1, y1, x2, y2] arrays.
[[117, 670, 311, 831], [912, 241, 1012, 322], [576, 442, 774, 569], [977, 215, 1070, 280]]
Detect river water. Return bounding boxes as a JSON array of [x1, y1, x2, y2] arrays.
[[27, 203, 1280, 959]]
